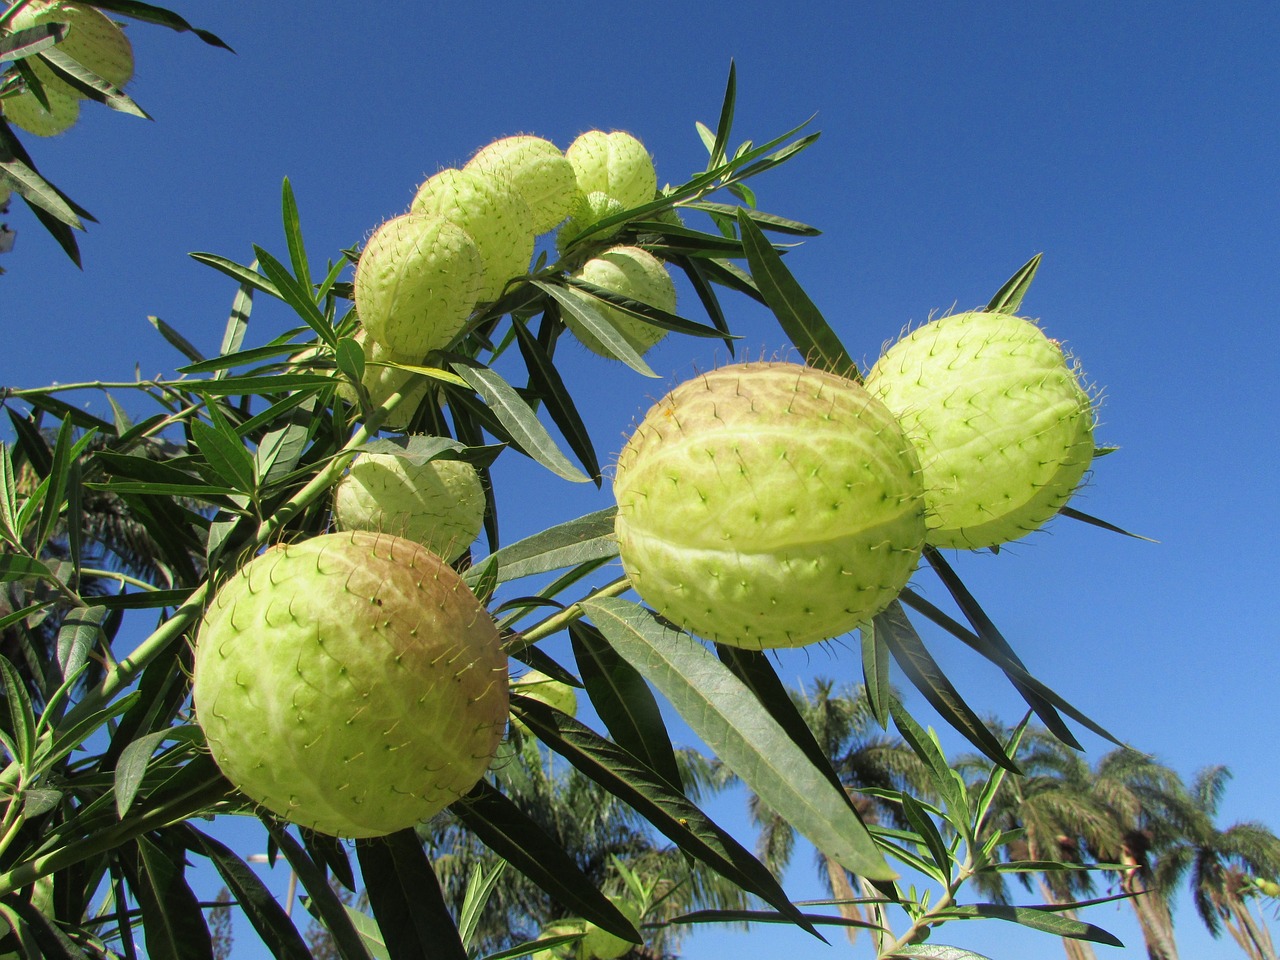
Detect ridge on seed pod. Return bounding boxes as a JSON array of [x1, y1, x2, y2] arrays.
[[613, 361, 926, 649], [354, 212, 484, 359], [192, 531, 508, 838], [566, 130, 658, 211], [465, 135, 579, 234], [333, 449, 486, 561], [563, 245, 675, 358], [411, 167, 535, 303], [864, 310, 1096, 549]]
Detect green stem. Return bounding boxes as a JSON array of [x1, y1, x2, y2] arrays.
[[78, 568, 160, 592], [505, 575, 631, 653]]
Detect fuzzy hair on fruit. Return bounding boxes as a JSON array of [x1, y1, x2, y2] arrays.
[[465, 135, 579, 234]]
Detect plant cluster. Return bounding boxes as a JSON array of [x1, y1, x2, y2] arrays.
[[0, 9, 1244, 960]]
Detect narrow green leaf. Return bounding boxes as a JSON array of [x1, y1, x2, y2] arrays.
[[180, 340, 306, 375], [40, 46, 149, 118], [0, 552, 55, 583], [736, 209, 858, 379], [677, 258, 734, 354], [114, 726, 203, 818], [0, 443, 21, 545], [709, 60, 736, 170], [0, 898, 88, 959], [183, 826, 314, 960], [876, 603, 1016, 773], [217, 265, 255, 369], [266, 821, 373, 960], [457, 861, 506, 949], [85, 2, 233, 49], [860, 620, 892, 729], [561, 277, 733, 340], [449, 361, 589, 482], [34, 417, 75, 554], [1060, 506, 1158, 542], [254, 401, 315, 489], [186, 372, 335, 396], [922, 548, 1080, 749], [985, 253, 1042, 315], [664, 908, 878, 931], [254, 245, 337, 348], [584, 597, 894, 880], [935, 903, 1123, 946], [887, 699, 967, 818], [899, 792, 951, 882], [357, 832, 466, 960], [536, 282, 657, 377], [512, 318, 600, 481], [189, 411, 257, 494], [451, 779, 641, 944], [342, 907, 391, 960], [188, 252, 284, 299], [55, 603, 107, 682], [885, 946, 994, 960], [571, 621, 684, 791], [132, 835, 215, 960], [682, 201, 820, 235], [465, 507, 617, 587], [0, 655, 37, 767], [148, 315, 205, 364], [280, 178, 312, 293], [0, 137, 84, 229]]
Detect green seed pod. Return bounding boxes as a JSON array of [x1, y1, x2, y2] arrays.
[[581, 898, 641, 959], [864, 310, 1095, 549], [354, 212, 484, 358], [192, 531, 507, 838], [465, 135, 579, 234], [564, 245, 675, 358], [1, 60, 80, 136], [10, 1, 133, 91], [556, 190, 625, 255], [614, 362, 925, 649], [333, 451, 485, 561], [334, 330, 433, 432], [566, 130, 657, 211], [511, 669, 578, 717], [411, 167, 535, 303]]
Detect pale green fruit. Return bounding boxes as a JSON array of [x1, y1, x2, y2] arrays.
[[333, 451, 485, 561], [465, 135, 578, 234], [512, 669, 578, 716], [566, 130, 657, 210], [614, 362, 925, 649], [334, 330, 432, 431], [864, 310, 1095, 549], [536, 921, 586, 959], [581, 898, 641, 959], [2, 58, 80, 136], [564, 245, 675, 357], [192, 531, 507, 838], [354, 213, 484, 358], [411, 168, 535, 303], [556, 191, 626, 255]]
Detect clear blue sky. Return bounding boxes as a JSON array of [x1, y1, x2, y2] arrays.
[[3, 2, 1279, 958]]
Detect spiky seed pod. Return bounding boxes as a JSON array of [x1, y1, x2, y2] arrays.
[[332, 452, 485, 561], [334, 330, 433, 431], [192, 531, 507, 838], [613, 362, 926, 649], [565, 130, 657, 211], [564, 245, 675, 357], [556, 190, 625, 255], [864, 310, 1095, 549], [354, 212, 484, 358], [410, 168, 535, 303], [465, 135, 579, 234], [511, 669, 578, 717], [1, 60, 80, 136]]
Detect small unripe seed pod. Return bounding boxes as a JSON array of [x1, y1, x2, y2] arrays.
[[864, 310, 1095, 549], [192, 531, 508, 838], [566, 130, 657, 210], [465, 135, 579, 234], [614, 362, 926, 649], [556, 190, 625, 255], [334, 330, 432, 432], [511, 669, 578, 717], [354, 213, 484, 358], [564, 245, 675, 358], [411, 168, 535, 303], [333, 451, 485, 561], [581, 897, 641, 959]]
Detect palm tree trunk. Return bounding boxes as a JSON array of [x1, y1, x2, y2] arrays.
[[1226, 895, 1277, 960], [823, 856, 868, 947], [1119, 858, 1180, 959]]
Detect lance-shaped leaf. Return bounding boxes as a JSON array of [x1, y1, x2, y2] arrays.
[[124, 836, 215, 960], [449, 779, 641, 943], [582, 597, 895, 880], [736, 209, 858, 379], [182, 826, 313, 960], [449, 360, 589, 483], [266, 821, 373, 960], [885, 946, 995, 960], [512, 317, 600, 482], [357, 832, 466, 960], [510, 697, 818, 935], [986, 253, 1042, 315], [536, 282, 657, 378], [932, 903, 1123, 946], [571, 621, 683, 791], [1060, 506, 1158, 542], [89, 2, 232, 49], [463, 506, 617, 587], [40, 46, 149, 118]]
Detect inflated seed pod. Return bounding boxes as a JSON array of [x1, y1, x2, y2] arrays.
[[465, 135, 579, 234]]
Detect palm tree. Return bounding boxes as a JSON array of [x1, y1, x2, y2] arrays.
[[745, 679, 935, 948], [1153, 766, 1280, 960]]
